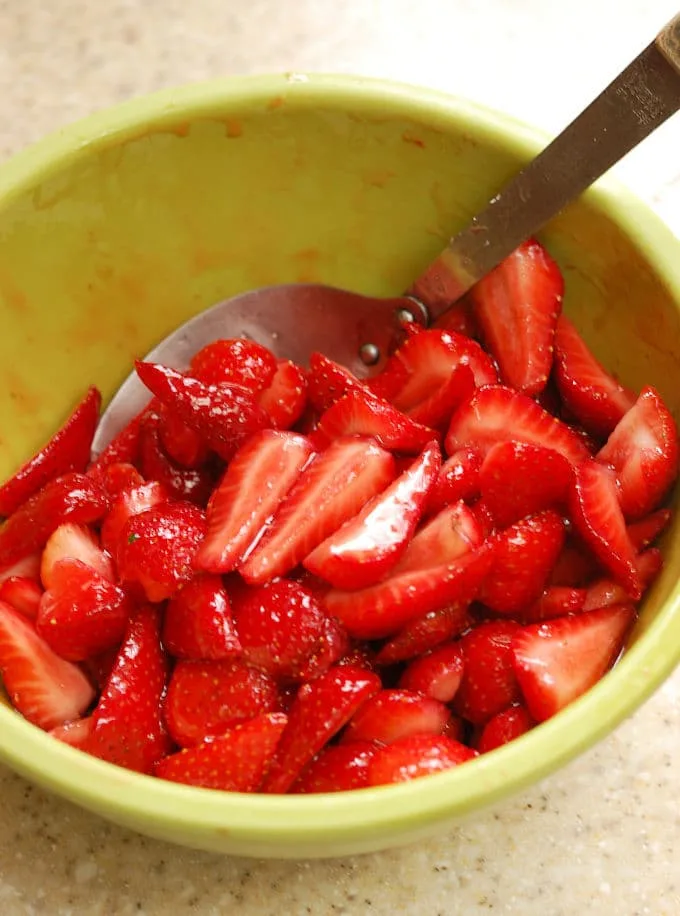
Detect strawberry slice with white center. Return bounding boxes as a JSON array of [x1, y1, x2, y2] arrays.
[[512, 604, 635, 722], [554, 315, 636, 438], [340, 688, 450, 745], [257, 359, 308, 430], [568, 459, 641, 598], [41, 522, 114, 589], [304, 440, 440, 590], [194, 430, 314, 575], [0, 577, 43, 620], [0, 599, 95, 730], [469, 237, 563, 396], [627, 508, 672, 551], [100, 480, 169, 561], [239, 438, 395, 585], [445, 385, 591, 466], [316, 387, 435, 454], [596, 386, 679, 520], [424, 448, 482, 516], [396, 500, 483, 575], [405, 363, 476, 431], [307, 352, 366, 413]]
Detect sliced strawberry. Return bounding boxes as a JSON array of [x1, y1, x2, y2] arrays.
[[155, 712, 287, 792], [341, 689, 449, 745], [424, 447, 482, 516], [194, 430, 313, 575], [0, 577, 43, 620], [239, 438, 395, 585], [583, 548, 662, 611], [81, 646, 119, 692], [164, 658, 279, 747], [317, 388, 435, 454], [627, 508, 672, 551], [50, 716, 94, 749], [87, 404, 147, 477], [41, 522, 114, 589], [295, 615, 350, 682], [307, 352, 365, 413], [163, 575, 241, 660], [395, 500, 483, 575], [568, 459, 641, 598], [597, 386, 679, 520], [549, 538, 600, 587], [0, 472, 109, 572], [231, 579, 330, 680], [258, 359, 308, 429], [36, 558, 131, 661], [453, 620, 522, 724], [554, 315, 636, 437], [304, 441, 440, 590], [433, 296, 478, 339], [158, 408, 210, 470], [261, 665, 381, 793], [325, 542, 493, 640], [0, 600, 95, 730], [100, 479, 168, 561], [469, 238, 562, 396], [446, 385, 590, 466], [405, 363, 475, 431], [139, 414, 214, 506], [478, 511, 565, 615], [293, 740, 378, 793], [512, 604, 635, 722], [86, 605, 172, 772], [0, 554, 41, 585], [117, 502, 206, 603], [479, 441, 573, 527], [189, 338, 277, 391], [375, 603, 472, 665], [476, 704, 533, 753], [0, 387, 101, 518], [367, 734, 477, 786], [135, 361, 268, 462], [397, 642, 465, 702], [520, 585, 587, 622], [99, 462, 145, 501]]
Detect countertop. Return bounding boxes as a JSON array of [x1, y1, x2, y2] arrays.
[[1, 0, 680, 912]]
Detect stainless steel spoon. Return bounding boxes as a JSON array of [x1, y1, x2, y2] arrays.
[[94, 12, 680, 453]]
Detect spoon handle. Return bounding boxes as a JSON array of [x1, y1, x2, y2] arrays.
[[410, 12, 680, 316]]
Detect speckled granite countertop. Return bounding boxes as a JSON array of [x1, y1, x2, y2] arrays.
[[1, 0, 680, 913]]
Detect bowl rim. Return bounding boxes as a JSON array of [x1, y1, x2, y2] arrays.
[[1, 71, 680, 849]]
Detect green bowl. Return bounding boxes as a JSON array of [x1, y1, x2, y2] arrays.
[[1, 74, 679, 859]]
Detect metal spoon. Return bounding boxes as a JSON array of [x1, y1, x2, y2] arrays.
[[94, 12, 680, 453]]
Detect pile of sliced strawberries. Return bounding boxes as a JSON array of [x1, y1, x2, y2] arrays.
[[0, 238, 677, 794]]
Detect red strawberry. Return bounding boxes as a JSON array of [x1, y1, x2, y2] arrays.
[[583, 548, 662, 611], [0, 577, 43, 620], [139, 413, 214, 506], [405, 363, 475, 431], [479, 441, 573, 527], [549, 538, 600, 587], [295, 615, 350, 681], [0, 387, 101, 518], [86, 605, 172, 772], [520, 585, 587, 622], [304, 441, 440, 590], [36, 558, 131, 661], [293, 740, 378, 793], [554, 315, 636, 437], [0, 600, 95, 730], [325, 542, 493, 640], [0, 472, 109, 572], [446, 385, 590, 466], [367, 734, 477, 786], [81, 646, 119, 691], [41, 522, 114, 589], [99, 462, 145, 501], [135, 361, 268, 461], [341, 689, 450, 745], [597, 386, 679, 520], [453, 620, 522, 724], [476, 704, 533, 753], [376, 603, 472, 665], [87, 404, 147, 477], [568, 459, 641, 598], [512, 604, 635, 722], [239, 438, 395, 585], [258, 359, 308, 429], [189, 338, 277, 391], [163, 575, 241, 660], [478, 511, 565, 615], [158, 408, 210, 470], [469, 238, 563, 396], [433, 297, 478, 338], [164, 658, 279, 747], [627, 508, 672, 551], [100, 479, 169, 560], [395, 500, 483, 575], [424, 448, 482, 516], [231, 579, 331, 680], [398, 642, 465, 702], [117, 501, 206, 603], [317, 388, 435, 454], [155, 712, 288, 792], [261, 665, 381, 793], [50, 716, 94, 749], [307, 352, 365, 413], [0, 554, 41, 585], [194, 430, 313, 574]]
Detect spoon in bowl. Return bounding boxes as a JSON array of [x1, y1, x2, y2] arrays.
[[94, 11, 680, 452]]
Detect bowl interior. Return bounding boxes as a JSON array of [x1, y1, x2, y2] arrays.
[[0, 74, 679, 858]]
